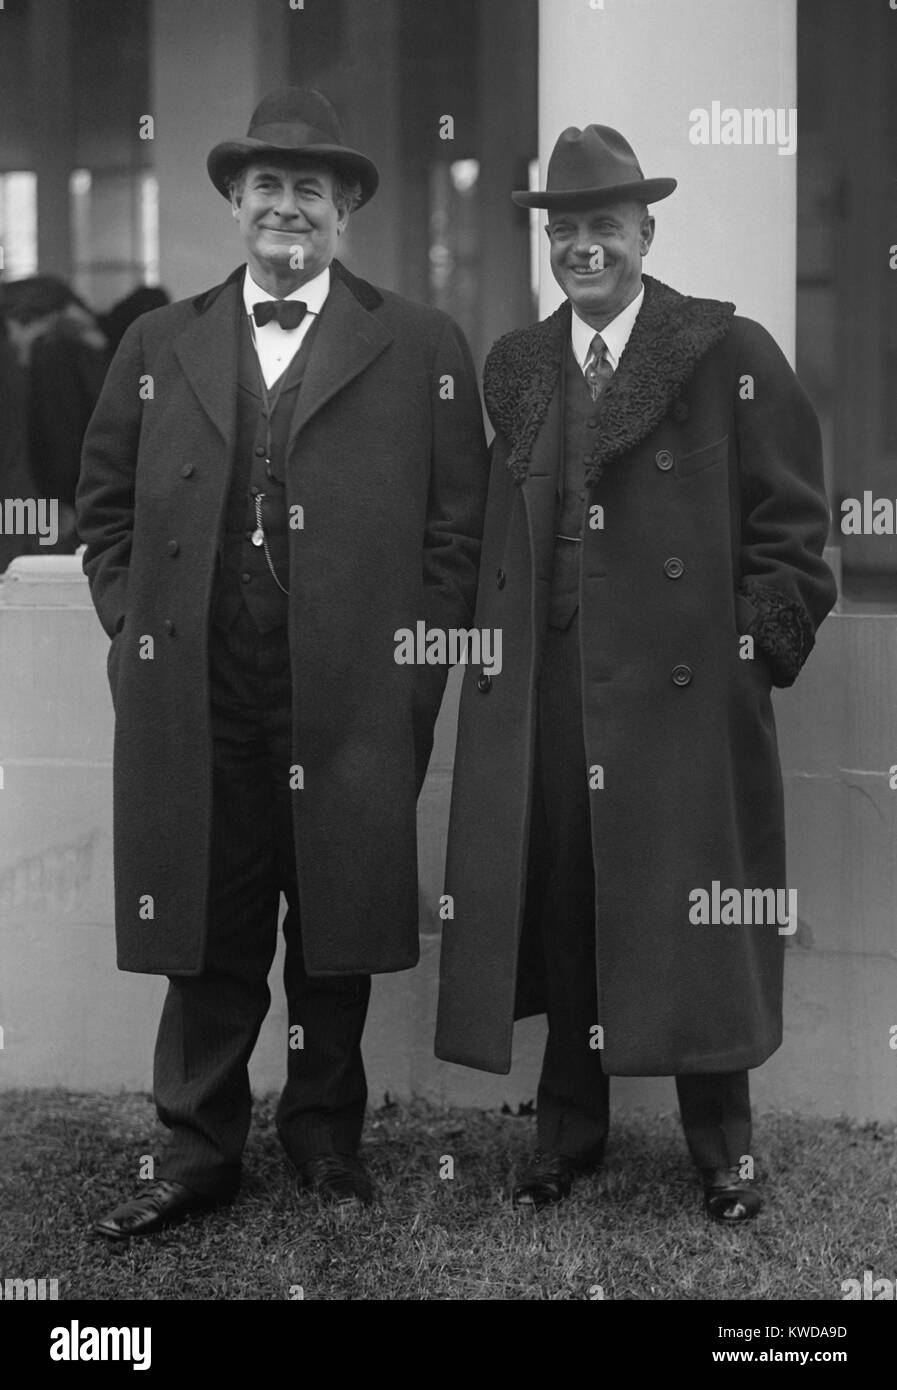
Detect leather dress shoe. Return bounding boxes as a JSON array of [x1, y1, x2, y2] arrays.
[[512, 1151, 583, 1208], [296, 1153, 373, 1207], [702, 1167, 762, 1222], [93, 1179, 223, 1240]]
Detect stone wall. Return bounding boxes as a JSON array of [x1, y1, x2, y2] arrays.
[[1, 555, 894, 1122]]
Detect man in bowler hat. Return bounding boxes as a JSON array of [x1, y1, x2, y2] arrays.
[[77, 88, 487, 1235], [435, 125, 836, 1219]]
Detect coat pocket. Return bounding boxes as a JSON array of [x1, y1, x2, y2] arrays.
[[675, 433, 729, 479]]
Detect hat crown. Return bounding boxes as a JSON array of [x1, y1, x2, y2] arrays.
[[206, 85, 380, 205], [246, 86, 342, 145], [547, 124, 645, 196], [510, 123, 675, 210]]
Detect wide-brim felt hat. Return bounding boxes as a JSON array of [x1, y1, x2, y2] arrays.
[[207, 86, 379, 207], [512, 124, 676, 210]]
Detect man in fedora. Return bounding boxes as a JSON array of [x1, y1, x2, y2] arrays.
[[77, 87, 487, 1236], [435, 125, 836, 1218]]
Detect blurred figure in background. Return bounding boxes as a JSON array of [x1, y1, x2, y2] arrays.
[[99, 285, 170, 355], [1, 275, 111, 553], [0, 325, 36, 572]]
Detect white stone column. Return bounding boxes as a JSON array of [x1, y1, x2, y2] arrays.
[[537, 0, 797, 361]]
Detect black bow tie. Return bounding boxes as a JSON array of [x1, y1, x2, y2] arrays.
[[252, 300, 308, 330]]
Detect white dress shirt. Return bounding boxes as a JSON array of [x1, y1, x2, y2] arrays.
[[570, 283, 644, 374], [243, 264, 330, 389]]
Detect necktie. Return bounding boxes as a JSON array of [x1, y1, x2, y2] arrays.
[[252, 300, 308, 330], [584, 333, 613, 401]]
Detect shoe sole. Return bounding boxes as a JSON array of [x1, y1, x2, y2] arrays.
[[92, 1194, 228, 1241], [511, 1189, 570, 1208], [92, 1213, 192, 1241], [706, 1201, 762, 1223], [295, 1182, 373, 1208]]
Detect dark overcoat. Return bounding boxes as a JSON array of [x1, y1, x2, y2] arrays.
[[76, 260, 488, 977], [434, 274, 837, 1077]]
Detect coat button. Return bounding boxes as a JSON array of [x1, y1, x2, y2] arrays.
[[587, 418, 599, 429], [164, 618, 175, 635], [241, 572, 251, 584], [476, 674, 492, 693], [496, 568, 506, 589], [671, 664, 692, 687], [167, 539, 179, 557], [663, 556, 684, 579], [655, 450, 674, 471], [673, 400, 689, 422], [255, 447, 266, 457], [180, 462, 194, 478]]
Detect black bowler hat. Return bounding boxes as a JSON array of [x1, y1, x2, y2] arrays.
[[513, 124, 676, 211], [207, 87, 379, 207]]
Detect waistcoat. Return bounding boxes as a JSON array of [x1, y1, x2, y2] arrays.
[[212, 311, 319, 634]]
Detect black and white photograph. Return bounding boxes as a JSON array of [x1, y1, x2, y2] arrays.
[[0, 0, 894, 1344]]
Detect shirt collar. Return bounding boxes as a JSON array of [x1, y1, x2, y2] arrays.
[[570, 283, 644, 371], [243, 263, 331, 319]]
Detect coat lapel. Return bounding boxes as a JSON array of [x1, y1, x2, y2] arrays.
[[485, 303, 567, 486], [484, 275, 736, 488], [286, 269, 393, 455], [585, 276, 734, 481], [173, 271, 242, 443], [171, 261, 392, 456]]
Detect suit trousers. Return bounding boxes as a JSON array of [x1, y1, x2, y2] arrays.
[[534, 613, 752, 1171], [154, 606, 371, 1198]]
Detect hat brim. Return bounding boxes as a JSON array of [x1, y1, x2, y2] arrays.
[[208, 138, 379, 207], [511, 177, 677, 210]]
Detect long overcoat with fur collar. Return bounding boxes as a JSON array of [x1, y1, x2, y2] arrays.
[[76, 260, 488, 978], [435, 274, 836, 1076]]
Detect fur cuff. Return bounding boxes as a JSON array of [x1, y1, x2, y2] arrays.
[[739, 580, 815, 687]]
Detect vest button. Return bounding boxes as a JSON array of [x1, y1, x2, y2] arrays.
[[671, 664, 692, 687], [241, 572, 252, 584], [587, 418, 599, 429], [180, 463, 194, 478], [496, 569, 506, 589], [655, 450, 674, 470], [164, 619, 175, 635], [664, 556, 684, 579], [476, 674, 493, 693], [167, 539, 179, 557]]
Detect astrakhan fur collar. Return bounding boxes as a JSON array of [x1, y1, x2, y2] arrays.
[[484, 275, 735, 486]]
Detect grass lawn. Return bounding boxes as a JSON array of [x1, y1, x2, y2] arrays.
[[1, 1090, 894, 1301]]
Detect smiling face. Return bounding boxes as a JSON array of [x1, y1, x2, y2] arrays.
[[230, 159, 348, 294], [546, 200, 654, 329]]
